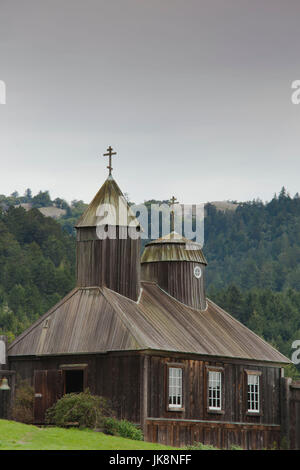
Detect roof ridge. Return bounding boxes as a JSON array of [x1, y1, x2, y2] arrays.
[[147, 282, 208, 313]]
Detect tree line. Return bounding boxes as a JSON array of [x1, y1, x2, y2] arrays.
[[0, 206, 75, 341], [0, 186, 300, 376]]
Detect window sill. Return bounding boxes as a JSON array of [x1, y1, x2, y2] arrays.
[[246, 411, 261, 417], [207, 409, 225, 415], [168, 407, 185, 412]]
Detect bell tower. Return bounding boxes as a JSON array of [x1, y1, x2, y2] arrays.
[[141, 197, 207, 310], [75, 147, 141, 301]]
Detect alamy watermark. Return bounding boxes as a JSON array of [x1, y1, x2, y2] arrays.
[[95, 199, 205, 248], [290, 83, 300, 364], [0, 339, 6, 364], [0, 80, 6, 104], [291, 340, 300, 365]]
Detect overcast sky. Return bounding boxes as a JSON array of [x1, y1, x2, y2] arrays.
[[1, 0, 300, 205]]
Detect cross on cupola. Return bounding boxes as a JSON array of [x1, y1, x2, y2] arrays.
[[103, 146, 117, 176], [169, 196, 179, 233]]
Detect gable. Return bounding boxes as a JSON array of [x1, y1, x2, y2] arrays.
[[8, 288, 142, 356]]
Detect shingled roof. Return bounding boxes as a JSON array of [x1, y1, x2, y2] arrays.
[[8, 282, 290, 364], [75, 175, 140, 228], [141, 231, 208, 265]]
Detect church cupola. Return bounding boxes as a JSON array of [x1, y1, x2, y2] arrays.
[[75, 147, 141, 301], [141, 197, 207, 310]]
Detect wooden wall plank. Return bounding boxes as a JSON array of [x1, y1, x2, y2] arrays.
[[145, 419, 281, 449]]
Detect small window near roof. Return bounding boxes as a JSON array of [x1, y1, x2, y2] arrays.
[[247, 374, 260, 413], [168, 367, 183, 408], [208, 371, 222, 410]]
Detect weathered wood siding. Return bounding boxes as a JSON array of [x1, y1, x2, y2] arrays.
[[144, 354, 282, 449], [281, 378, 300, 449], [289, 382, 300, 449], [0, 389, 10, 419], [146, 355, 281, 425], [76, 227, 141, 301], [145, 419, 281, 449], [141, 261, 206, 310], [34, 369, 63, 423], [8, 351, 286, 449], [9, 352, 142, 424]]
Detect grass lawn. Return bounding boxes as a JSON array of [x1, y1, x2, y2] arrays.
[[0, 419, 177, 450]]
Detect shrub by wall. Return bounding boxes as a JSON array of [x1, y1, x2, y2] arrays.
[[45, 390, 113, 429], [103, 417, 143, 441], [11, 379, 34, 424]]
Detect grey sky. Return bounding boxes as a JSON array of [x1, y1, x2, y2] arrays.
[[1, 0, 300, 206]]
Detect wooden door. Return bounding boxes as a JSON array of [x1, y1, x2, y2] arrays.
[[34, 369, 63, 424]]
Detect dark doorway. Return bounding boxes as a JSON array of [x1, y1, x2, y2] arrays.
[[65, 370, 84, 394]]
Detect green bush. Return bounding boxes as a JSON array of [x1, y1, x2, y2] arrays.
[[45, 389, 113, 429], [103, 417, 143, 441], [280, 436, 289, 450], [103, 417, 119, 435], [184, 442, 218, 450], [11, 379, 34, 424]]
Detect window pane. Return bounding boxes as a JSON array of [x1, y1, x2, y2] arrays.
[[208, 371, 222, 410], [168, 367, 183, 408], [247, 374, 260, 412]]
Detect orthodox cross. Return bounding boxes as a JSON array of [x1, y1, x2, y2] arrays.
[[103, 146, 117, 176], [169, 196, 179, 233]]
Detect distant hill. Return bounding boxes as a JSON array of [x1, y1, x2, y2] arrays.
[[14, 203, 67, 219], [15, 199, 239, 220], [1, 190, 240, 238], [208, 201, 239, 212]]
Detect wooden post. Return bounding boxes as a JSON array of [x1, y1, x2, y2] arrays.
[[140, 354, 149, 439], [0, 335, 7, 371], [0, 335, 16, 419], [280, 376, 292, 449]]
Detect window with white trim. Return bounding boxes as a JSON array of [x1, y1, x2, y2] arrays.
[[168, 367, 183, 408], [247, 374, 260, 413], [208, 371, 222, 410]]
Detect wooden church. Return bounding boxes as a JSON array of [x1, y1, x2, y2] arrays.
[[7, 148, 291, 449]]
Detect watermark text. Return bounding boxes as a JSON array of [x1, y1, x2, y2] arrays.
[[95, 199, 204, 247], [0, 80, 6, 104]]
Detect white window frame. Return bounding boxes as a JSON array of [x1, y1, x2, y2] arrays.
[[168, 367, 183, 409], [208, 370, 222, 411], [247, 373, 260, 413]]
